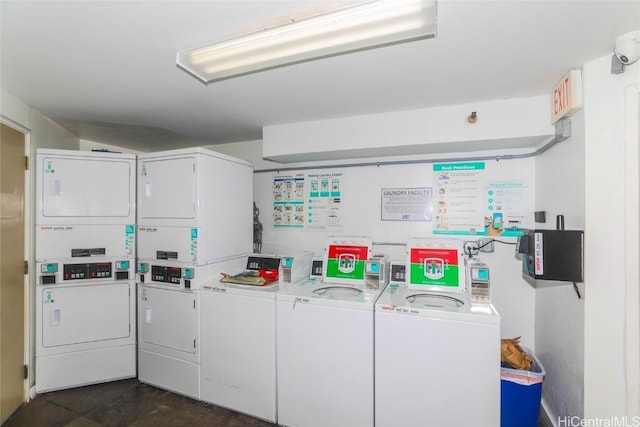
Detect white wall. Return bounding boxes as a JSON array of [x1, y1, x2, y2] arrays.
[[534, 106, 586, 421], [212, 135, 539, 348], [583, 55, 640, 418], [263, 96, 554, 162], [1, 87, 80, 391]]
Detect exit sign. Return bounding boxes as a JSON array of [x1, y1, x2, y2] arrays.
[[551, 69, 582, 124]]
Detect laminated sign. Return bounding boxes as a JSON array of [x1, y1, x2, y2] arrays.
[[409, 248, 460, 287], [325, 245, 369, 280]]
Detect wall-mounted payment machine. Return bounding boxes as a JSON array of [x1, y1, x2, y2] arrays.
[[518, 229, 584, 282], [389, 261, 407, 284], [279, 252, 313, 284], [37, 260, 133, 285], [365, 254, 390, 291], [466, 259, 491, 303]]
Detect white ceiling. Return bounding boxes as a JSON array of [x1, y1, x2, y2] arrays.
[[1, 1, 638, 152]]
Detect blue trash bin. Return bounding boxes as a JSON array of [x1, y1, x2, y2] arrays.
[[500, 347, 545, 427]]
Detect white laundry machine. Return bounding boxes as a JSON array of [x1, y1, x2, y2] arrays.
[[200, 253, 311, 423], [136, 147, 254, 399], [374, 238, 501, 427], [35, 149, 137, 392], [35, 259, 136, 392], [137, 147, 253, 265], [36, 149, 136, 257], [276, 237, 383, 427]]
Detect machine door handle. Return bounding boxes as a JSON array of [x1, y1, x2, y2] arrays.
[[50, 308, 61, 326]]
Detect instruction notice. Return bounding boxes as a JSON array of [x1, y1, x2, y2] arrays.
[[307, 172, 343, 230], [272, 171, 344, 230], [381, 187, 432, 221], [432, 162, 531, 236], [433, 162, 486, 235], [273, 174, 306, 228]]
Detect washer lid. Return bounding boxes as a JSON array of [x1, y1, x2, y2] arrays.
[[313, 286, 363, 298], [406, 293, 465, 309]]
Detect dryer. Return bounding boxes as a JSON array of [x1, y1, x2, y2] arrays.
[[374, 238, 501, 427], [35, 259, 136, 392], [137, 148, 253, 265], [36, 149, 136, 258], [137, 257, 245, 400], [276, 237, 381, 427]]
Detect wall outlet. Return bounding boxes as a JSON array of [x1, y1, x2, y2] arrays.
[[478, 238, 494, 253]]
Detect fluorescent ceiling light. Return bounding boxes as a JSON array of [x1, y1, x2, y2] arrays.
[[177, 0, 437, 84]]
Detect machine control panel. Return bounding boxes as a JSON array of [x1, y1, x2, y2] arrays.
[[37, 260, 132, 285], [390, 262, 406, 283], [365, 254, 389, 291], [279, 252, 313, 284], [310, 258, 324, 277], [151, 265, 182, 285], [468, 262, 491, 303], [64, 262, 112, 280]]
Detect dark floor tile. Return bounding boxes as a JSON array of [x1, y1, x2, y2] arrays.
[[3, 398, 78, 427], [62, 416, 104, 427], [193, 408, 275, 427], [83, 383, 168, 426], [128, 404, 207, 427], [44, 379, 139, 415]]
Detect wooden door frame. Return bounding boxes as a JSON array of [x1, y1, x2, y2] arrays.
[[1, 117, 31, 405]]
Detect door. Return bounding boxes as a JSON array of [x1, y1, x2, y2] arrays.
[[138, 157, 197, 220], [40, 283, 131, 348], [38, 153, 133, 220], [138, 286, 197, 359], [0, 123, 26, 424]]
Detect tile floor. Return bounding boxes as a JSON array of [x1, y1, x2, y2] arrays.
[[3, 379, 276, 427]]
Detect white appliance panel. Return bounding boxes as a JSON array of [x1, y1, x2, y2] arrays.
[[36, 224, 135, 261], [200, 291, 276, 422], [137, 226, 198, 264], [39, 283, 131, 348], [138, 157, 197, 220], [138, 286, 198, 359], [375, 312, 500, 427], [37, 152, 135, 224], [276, 300, 374, 427], [138, 349, 200, 400], [36, 345, 136, 393]]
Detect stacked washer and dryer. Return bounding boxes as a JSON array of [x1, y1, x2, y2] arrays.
[[35, 149, 137, 392], [135, 147, 253, 400]]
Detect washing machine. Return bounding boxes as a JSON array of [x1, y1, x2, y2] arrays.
[[374, 238, 501, 427], [35, 259, 136, 392], [276, 237, 384, 427], [199, 252, 312, 422]]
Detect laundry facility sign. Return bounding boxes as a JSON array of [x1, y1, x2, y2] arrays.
[[381, 187, 432, 221]]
